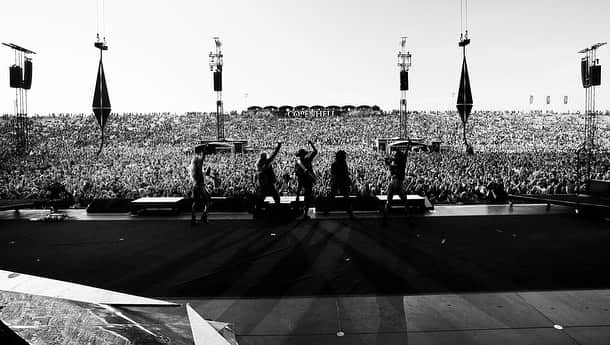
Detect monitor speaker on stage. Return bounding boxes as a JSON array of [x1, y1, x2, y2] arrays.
[[400, 70, 408, 91], [9, 65, 23, 88], [431, 141, 441, 153], [213, 71, 222, 91], [590, 65, 601, 86], [23, 59, 32, 90]]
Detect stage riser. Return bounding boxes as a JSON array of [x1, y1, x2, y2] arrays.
[[315, 196, 379, 212], [590, 180, 610, 197], [86, 199, 132, 213], [83, 195, 432, 215]]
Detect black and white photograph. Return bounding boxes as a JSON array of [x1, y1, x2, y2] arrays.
[[0, 0, 609, 344]]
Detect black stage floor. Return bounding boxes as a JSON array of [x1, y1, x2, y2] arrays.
[[1, 204, 609, 299]]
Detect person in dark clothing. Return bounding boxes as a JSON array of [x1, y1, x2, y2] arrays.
[[487, 177, 507, 203], [190, 144, 211, 225], [45, 181, 74, 211], [329, 150, 353, 217], [254, 142, 282, 214], [466, 143, 475, 155], [295, 140, 318, 220], [384, 149, 407, 212]]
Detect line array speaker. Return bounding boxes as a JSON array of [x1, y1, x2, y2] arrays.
[[590, 65, 601, 86], [23, 59, 32, 90], [581, 58, 590, 88], [400, 70, 408, 91], [213, 71, 222, 91], [9, 65, 23, 88]]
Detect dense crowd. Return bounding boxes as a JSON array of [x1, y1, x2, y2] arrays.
[[1, 110, 610, 205]]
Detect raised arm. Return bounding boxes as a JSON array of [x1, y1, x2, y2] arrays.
[[189, 159, 198, 184], [308, 140, 318, 159], [268, 142, 282, 162]]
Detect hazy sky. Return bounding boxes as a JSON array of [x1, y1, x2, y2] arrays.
[[0, 0, 608, 114]]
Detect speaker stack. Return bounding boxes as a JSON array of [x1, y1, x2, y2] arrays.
[[581, 57, 602, 88], [3, 42, 36, 155]]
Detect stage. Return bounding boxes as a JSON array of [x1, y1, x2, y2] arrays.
[[0, 203, 570, 221], [0, 203, 606, 297], [2, 203, 610, 344]]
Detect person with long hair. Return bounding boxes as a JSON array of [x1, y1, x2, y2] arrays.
[[384, 149, 407, 214], [254, 142, 282, 215], [329, 150, 353, 217], [295, 140, 318, 220], [190, 144, 211, 225]]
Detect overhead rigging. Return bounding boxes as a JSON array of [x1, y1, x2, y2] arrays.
[[457, 0, 473, 154], [93, 0, 111, 157]]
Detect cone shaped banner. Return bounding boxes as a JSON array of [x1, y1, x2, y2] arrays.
[[456, 55, 473, 124], [92, 57, 111, 130]]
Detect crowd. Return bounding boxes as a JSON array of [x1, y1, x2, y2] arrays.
[[1, 110, 610, 205]]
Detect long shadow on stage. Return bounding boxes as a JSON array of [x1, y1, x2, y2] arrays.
[[2, 210, 610, 298]]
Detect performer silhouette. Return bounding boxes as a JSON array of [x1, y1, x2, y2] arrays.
[[329, 150, 353, 217], [254, 142, 282, 215], [295, 140, 318, 220], [384, 149, 407, 214], [190, 144, 211, 225]]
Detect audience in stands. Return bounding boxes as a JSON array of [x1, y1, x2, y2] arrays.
[[1, 110, 609, 205]]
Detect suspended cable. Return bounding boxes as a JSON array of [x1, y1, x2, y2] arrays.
[[95, 0, 107, 40], [460, 0, 463, 37], [96, 0, 100, 37], [102, 0, 106, 39], [465, 0, 468, 33]]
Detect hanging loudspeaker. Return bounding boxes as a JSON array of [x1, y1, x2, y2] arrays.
[[546, 96, 551, 105], [564, 96, 568, 105], [581, 58, 590, 88], [590, 65, 601, 86], [23, 59, 32, 90], [529, 95, 534, 105], [400, 70, 408, 91], [9, 65, 23, 88], [213, 71, 222, 91]]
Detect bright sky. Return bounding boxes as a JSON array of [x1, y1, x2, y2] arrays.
[[0, 0, 608, 114]]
